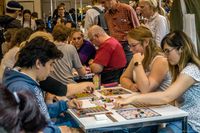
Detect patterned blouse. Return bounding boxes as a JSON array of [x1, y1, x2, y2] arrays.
[[180, 63, 200, 132]]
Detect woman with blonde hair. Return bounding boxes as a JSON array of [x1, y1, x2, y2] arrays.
[[139, 0, 169, 45], [120, 25, 171, 93], [116, 31, 200, 133]]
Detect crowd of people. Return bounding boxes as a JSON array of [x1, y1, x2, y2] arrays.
[[0, 0, 199, 133]]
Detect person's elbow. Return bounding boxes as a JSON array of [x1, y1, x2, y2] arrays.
[[90, 64, 103, 74], [160, 92, 175, 104]]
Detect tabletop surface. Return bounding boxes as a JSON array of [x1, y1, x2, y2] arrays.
[[68, 86, 188, 130]]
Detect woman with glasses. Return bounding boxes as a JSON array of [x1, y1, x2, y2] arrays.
[[116, 31, 200, 133], [70, 29, 96, 66], [120, 25, 171, 93]]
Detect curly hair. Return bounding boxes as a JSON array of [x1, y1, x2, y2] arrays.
[[15, 37, 63, 68]]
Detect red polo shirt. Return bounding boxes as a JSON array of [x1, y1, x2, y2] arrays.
[[93, 37, 126, 71]]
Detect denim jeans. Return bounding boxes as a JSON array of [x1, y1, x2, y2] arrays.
[[54, 113, 79, 128], [159, 121, 198, 133]]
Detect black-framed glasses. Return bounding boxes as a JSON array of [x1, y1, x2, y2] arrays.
[[163, 48, 176, 55]]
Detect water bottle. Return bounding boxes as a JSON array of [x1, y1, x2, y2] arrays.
[[93, 74, 101, 90]]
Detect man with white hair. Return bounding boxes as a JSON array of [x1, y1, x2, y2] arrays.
[[139, 0, 169, 45], [88, 25, 126, 84]]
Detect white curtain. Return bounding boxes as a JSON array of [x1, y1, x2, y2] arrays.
[[180, 0, 198, 54]]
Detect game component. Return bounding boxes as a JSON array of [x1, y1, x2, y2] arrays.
[[74, 73, 94, 80], [90, 97, 115, 107], [68, 92, 96, 100], [95, 114, 108, 121], [105, 113, 118, 122], [72, 106, 109, 118], [116, 108, 160, 120], [98, 87, 131, 96]]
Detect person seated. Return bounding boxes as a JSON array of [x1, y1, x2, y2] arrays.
[[40, 24, 94, 97], [70, 28, 96, 66], [1, 28, 18, 55], [120, 26, 171, 93], [51, 24, 86, 84], [115, 31, 200, 133], [2, 37, 83, 133], [0, 27, 33, 83], [0, 85, 47, 133], [88, 25, 126, 84]]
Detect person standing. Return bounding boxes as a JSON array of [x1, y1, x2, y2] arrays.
[[84, 0, 104, 36], [139, 0, 169, 45], [0, 0, 22, 60], [100, 0, 140, 66]]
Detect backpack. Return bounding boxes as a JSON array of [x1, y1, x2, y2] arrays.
[[92, 7, 109, 33]]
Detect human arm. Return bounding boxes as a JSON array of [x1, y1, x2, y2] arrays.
[[42, 121, 61, 133], [47, 100, 68, 118], [66, 82, 94, 97], [76, 66, 86, 76], [133, 53, 169, 93], [115, 73, 196, 107], [120, 58, 138, 92], [71, 45, 86, 76], [89, 59, 104, 74]]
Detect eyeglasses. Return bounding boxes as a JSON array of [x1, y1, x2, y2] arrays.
[[128, 42, 140, 48], [163, 48, 176, 55], [72, 37, 82, 41]]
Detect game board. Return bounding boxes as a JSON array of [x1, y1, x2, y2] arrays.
[[98, 87, 132, 96], [116, 108, 161, 120], [68, 92, 96, 100], [72, 106, 109, 118], [90, 97, 115, 108]]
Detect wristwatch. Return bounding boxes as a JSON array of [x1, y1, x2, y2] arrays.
[[134, 62, 142, 67]]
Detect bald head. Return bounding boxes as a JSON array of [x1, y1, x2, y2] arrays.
[[88, 25, 110, 46], [88, 25, 107, 38]]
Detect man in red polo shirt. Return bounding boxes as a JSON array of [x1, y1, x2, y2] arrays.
[[88, 25, 126, 84]]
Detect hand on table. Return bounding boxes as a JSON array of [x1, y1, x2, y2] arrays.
[[68, 99, 82, 109], [83, 86, 94, 93], [113, 97, 130, 109]]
